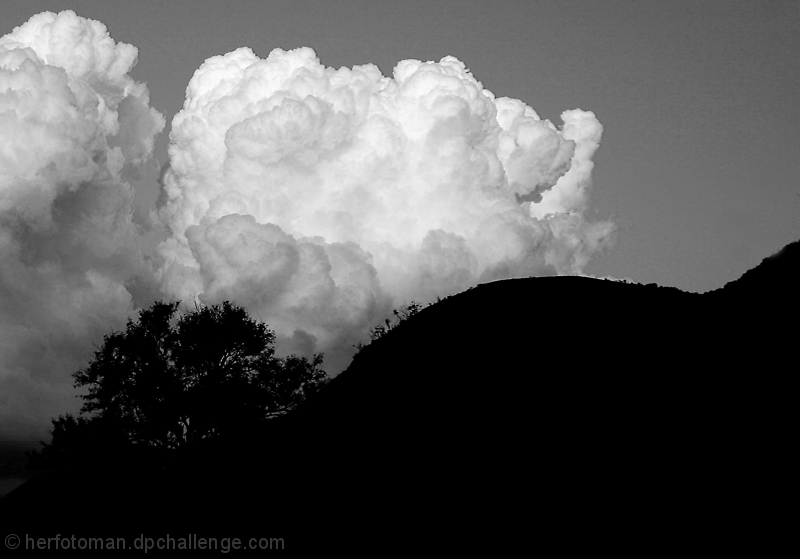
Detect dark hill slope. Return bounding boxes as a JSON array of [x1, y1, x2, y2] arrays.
[[1, 242, 795, 551]]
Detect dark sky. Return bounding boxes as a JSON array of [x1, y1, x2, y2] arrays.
[[5, 0, 799, 292]]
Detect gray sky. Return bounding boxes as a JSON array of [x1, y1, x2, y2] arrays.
[[3, 0, 800, 443], [3, 0, 800, 294]]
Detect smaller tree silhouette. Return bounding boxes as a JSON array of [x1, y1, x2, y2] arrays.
[[354, 301, 428, 353], [30, 301, 328, 469]]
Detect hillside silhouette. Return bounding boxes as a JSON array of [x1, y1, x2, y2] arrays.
[[1, 241, 796, 551]]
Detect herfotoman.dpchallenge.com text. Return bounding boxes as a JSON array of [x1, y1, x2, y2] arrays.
[[5, 533, 285, 552]]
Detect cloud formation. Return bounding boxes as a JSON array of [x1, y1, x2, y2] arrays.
[[0, 12, 614, 439], [0, 11, 164, 439], [157, 47, 615, 371]]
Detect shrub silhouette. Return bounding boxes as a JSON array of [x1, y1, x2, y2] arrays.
[[354, 300, 428, 352], [29, 301, 329, 470]]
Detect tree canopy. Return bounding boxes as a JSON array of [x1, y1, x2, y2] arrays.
[[30, 301, 329, 469]]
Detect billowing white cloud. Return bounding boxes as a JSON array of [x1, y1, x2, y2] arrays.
[[0, 13, 615, 440], [158, 46, 615, 372], [0, 11, 164, 440]]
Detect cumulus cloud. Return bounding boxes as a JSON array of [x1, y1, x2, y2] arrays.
[[0, 13, 615, 439], [0, 11, 164, 440], [158, 46, 615, 372]]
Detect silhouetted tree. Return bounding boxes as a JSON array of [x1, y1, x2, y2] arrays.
[[30, 301, 328, 469], [26, 413, 128, 471]]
